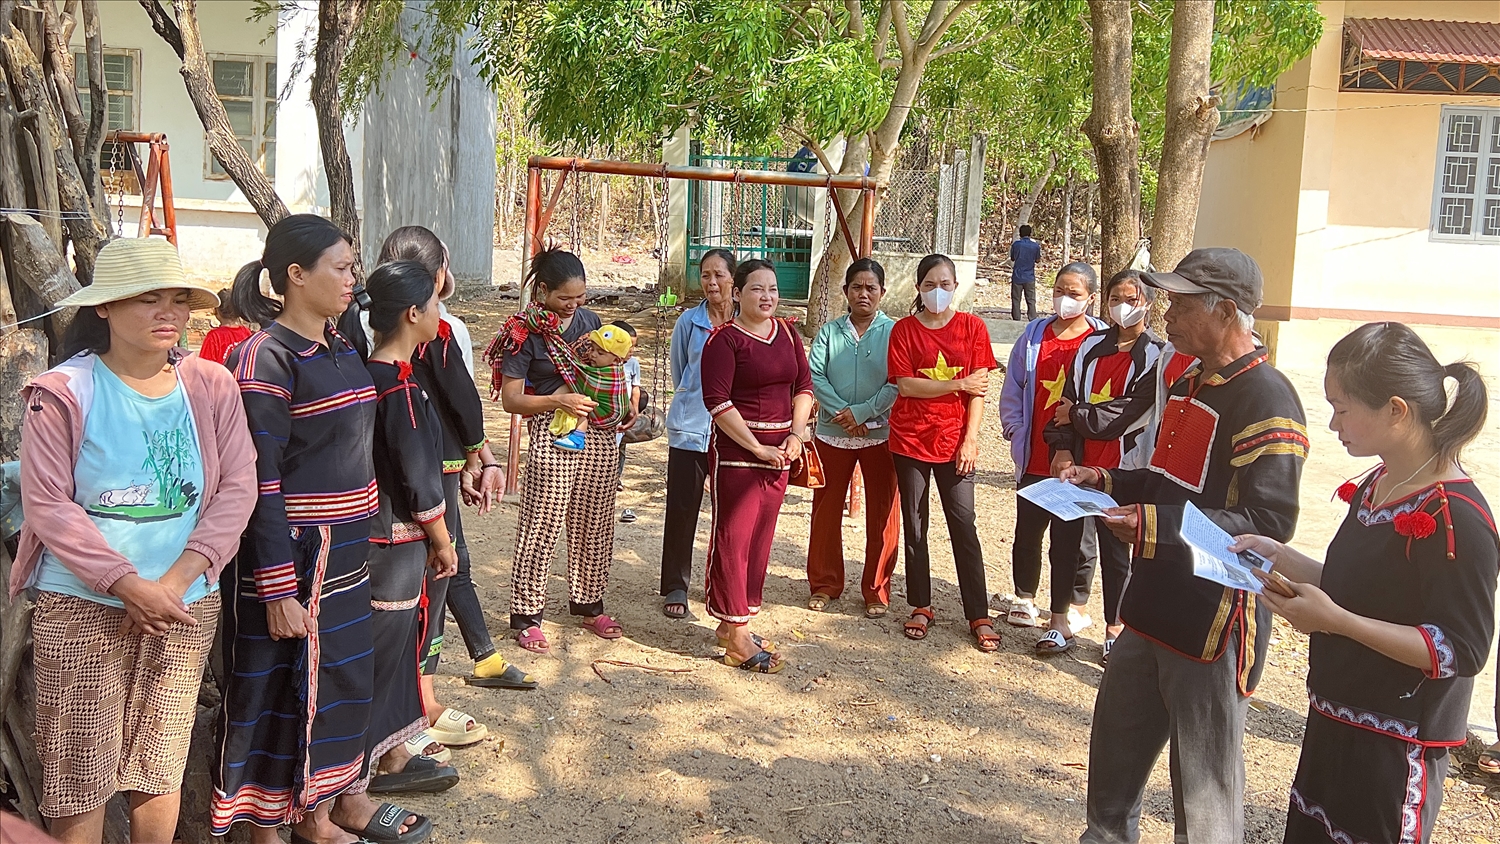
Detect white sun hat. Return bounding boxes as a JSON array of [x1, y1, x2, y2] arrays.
[[57, 237, 221, 311]]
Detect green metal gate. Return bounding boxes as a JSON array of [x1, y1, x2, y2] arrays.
[[686, 152, 817, 299]]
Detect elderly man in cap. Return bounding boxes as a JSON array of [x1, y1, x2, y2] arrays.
[[1061, 248, 1309, 844]]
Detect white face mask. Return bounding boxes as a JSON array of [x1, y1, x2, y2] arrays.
[[1111, 301, 1147, 327], [921, 286, 954, 313], [1054, 295, 1088, 319]]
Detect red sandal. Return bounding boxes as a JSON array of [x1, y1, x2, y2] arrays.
[[903, 607, 934, 641], [970, 618, 1001, 653], [582, 613, 623, 640]]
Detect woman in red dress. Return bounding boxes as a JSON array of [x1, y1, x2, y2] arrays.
[[701, 259, 814, 673]]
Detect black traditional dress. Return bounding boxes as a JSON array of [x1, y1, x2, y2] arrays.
[[353, 359, 448, 792], [410, 318, 488, 670], [214, 322, 379, 832], [1285, 470, 1498, 844]]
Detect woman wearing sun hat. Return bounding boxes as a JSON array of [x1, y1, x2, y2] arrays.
[[10, 237, 258, 844]]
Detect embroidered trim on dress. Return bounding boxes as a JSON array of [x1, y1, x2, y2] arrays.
[[1289, 785, 1374, 844], [1358, 478, 1439, 528], [1308, 690, 1419, 739], [1417, 624, 1456, 679], [371, 597, 421, 612], [717, 460, 789, 471], [744, 419, 792, 430]]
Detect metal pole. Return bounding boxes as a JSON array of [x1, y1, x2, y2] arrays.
[[527, 156, 876, 191], [859, 187, 876, 257], [504, 166, 544, 497]]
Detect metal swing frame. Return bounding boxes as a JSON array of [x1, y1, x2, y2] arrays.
[[504, 155, 881, 499]]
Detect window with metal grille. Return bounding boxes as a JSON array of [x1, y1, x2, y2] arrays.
[[206, 55, 277, 180], [1432, 106, 1500, 242]]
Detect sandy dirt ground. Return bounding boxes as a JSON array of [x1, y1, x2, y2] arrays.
[[391, 251, 1500, 844]]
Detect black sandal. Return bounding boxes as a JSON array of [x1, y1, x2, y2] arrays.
[[662, 589, 689, 619], [326, 802, 432, 844], [722, 649, 784, 674], [467, 663, 539, 690], [367, 755, 459, 794]]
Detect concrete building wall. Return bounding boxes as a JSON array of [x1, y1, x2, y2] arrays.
[[1194, 0, 1500, 327], [360, 5, 497, 284]]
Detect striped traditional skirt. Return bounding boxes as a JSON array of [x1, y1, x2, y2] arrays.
[[212, 521, 374, 833]]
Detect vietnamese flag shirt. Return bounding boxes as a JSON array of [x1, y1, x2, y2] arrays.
[[886, 311, 997, 464], [1026, 323, 1089, 476]]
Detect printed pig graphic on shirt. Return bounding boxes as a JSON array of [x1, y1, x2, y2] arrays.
[[99, 484, 150, 507]]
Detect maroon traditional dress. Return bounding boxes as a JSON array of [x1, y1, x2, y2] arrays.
[[700, 319, 812, 623]]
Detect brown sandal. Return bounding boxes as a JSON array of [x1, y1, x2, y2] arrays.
[[903, 607, 934, 640], [970, 618, 1001, 652]]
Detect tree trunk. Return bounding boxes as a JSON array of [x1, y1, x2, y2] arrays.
[[312, 0, 367, 265], [1016, 151, 1055, 229], [40, 0, 87, 169], [1083, 182, 1095, 261], [1, 16, 107, 283], [5, 211, 80, 338], [1061, 169, 1073, 263], [1082, 0, 1141, 282], [1149, 0, 1219, 276], [81, 0, 105, 208], [145, 0, 288, 228]]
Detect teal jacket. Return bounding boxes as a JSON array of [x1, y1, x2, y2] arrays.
[[809, 312, 898, 443]]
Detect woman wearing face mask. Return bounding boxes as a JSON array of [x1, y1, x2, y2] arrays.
[[701, 259, 814, 673], [659, 249, 737, 619], [1042, 269, 1166, 660], [1230, 323, 1494, 844], [998, 262, 1107, 652], [886, 254, 999, 651]]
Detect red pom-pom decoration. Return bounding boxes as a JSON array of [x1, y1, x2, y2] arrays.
[[1393, 510, 1438, 539], [1335, 481, 1357, 503], [396, 360, 413, 381]]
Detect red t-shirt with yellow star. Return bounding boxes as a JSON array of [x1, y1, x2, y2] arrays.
[[886, 311, 997, 464], [1026, 323, 1089, 476]]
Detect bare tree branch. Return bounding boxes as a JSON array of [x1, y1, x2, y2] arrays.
[[927, 27, 1000, 62], [890, 0, 913, 59], [918, 0, 977, 56], [137, 0, 182, 59], [81, 0, 104, 203], [844, 0, 862, 38], [790, 125, 837, 176], [872, 1, 892, 60], [916, 0, 949, 46], [312, 0, 369, 264]]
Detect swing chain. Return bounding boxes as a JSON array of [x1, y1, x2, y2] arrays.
[[568, 161, 582, 252], [109, 138, 126, 238], [652, 172, 672, 398]]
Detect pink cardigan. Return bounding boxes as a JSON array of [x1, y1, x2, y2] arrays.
[[10, 351, 258, 599]]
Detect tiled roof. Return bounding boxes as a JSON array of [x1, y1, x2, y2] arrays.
[[1344, 17, 1500, 64]]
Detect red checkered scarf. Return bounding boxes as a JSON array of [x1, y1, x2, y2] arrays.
[[483, 305, 629, 427]]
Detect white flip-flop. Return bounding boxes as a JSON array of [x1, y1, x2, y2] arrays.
[[428, 708, 489, 747], [403, 730, 451, 763], [1067, 607, 1094, 633]]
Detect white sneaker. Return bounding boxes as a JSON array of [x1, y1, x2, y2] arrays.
[[1067, 607, 1093, 633]]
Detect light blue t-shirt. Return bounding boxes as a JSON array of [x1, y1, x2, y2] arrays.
[[35, 360, 209, 608]]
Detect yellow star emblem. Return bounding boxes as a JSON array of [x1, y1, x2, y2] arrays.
[[1089, 379, 1114, 404], [1041, 369, 1068, 408], [919, 351, 964, 381]]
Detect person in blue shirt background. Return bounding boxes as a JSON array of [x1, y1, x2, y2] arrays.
[[1009, 224, 1043, 322]]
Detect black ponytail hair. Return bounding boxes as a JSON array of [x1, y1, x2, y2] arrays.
[[910, 253, 956, 315], [1057, 261, 1099, 294], [1327, 322, 1488, 464], [844, 256, 885, 290], [526, 247, 586, 303], [378, 225, 446, 278], [228, 214, 352, 325], [700, 248, 738, 278], [365, 261, 437, 335], [1105, 268, 1153, 301]]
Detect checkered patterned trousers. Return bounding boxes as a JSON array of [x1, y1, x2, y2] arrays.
[[511, 417, 620, 618]]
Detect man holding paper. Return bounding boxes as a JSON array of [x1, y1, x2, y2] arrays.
[[1059, 248, 1309, 844]]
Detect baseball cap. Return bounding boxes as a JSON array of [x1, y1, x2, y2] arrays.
[[1142, 247, 1263, 314], [587, 325, 634, 360]]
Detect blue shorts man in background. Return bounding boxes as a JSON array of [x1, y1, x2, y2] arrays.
[[1009, 224, 1042, 321]]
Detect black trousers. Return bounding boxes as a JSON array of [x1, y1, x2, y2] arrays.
[[1013, 473, 1100, 615], [660, 446, 709, 597], [1095, 526, 1131, 626], [1011, 281, 1037, 321], [423, 473, 497, 673], [892, 453, 989, 622]]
